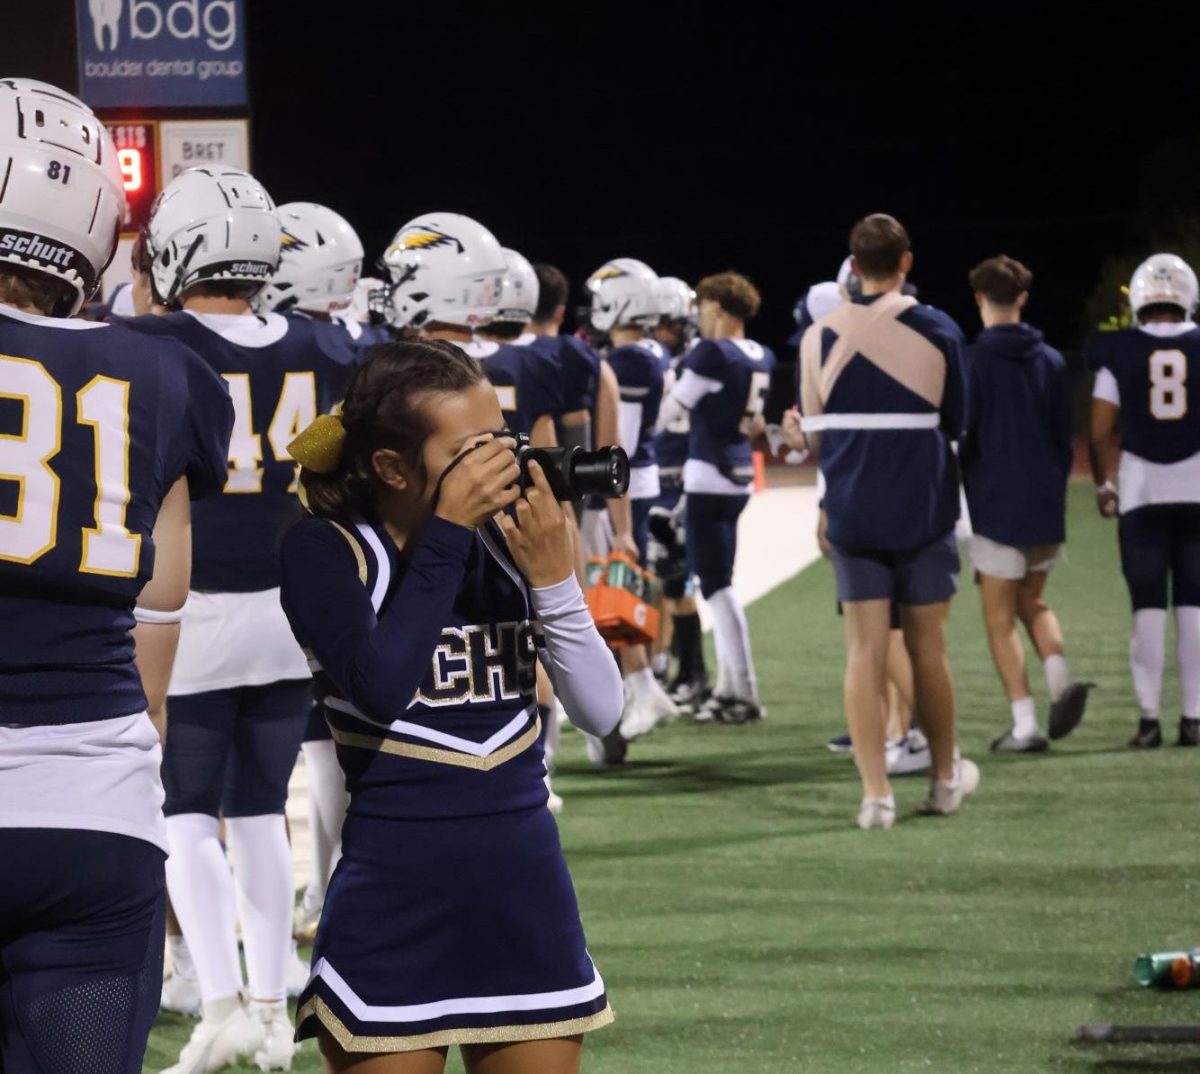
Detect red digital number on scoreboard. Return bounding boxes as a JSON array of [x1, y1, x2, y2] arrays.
[[104, 122, 158, 235]]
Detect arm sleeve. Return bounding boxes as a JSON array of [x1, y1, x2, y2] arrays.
[[280, 515, 475, 722], [530, 576, 622, 736]]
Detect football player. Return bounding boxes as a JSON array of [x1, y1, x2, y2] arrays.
[[657, 272, 775, 725], [1088, 253, 1200, 748], [123, 167, 358, 1073], [586, 258, 680, 739], [0, 79, 231, 1074]]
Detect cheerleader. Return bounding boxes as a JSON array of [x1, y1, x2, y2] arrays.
[[280, 338, 622, 1073]]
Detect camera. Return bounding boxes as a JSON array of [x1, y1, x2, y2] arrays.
[[513, 433, 630, 501]]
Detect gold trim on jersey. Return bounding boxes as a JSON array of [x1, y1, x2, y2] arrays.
[[296, 995, 614, 1053], [328, 717, 540, 771], [326, 519, 368, 585]]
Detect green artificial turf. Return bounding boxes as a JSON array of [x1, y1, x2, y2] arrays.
[[145, 484, 1200, 1073]]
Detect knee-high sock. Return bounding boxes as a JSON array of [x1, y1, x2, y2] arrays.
[[1176, 606, 1200, 720], [165, 813, 243, 1004], [226, 815, 293, 1006], [300, 740, 348, 900], [708, 587, 757, 702], [1131, 608, 1168, 721]]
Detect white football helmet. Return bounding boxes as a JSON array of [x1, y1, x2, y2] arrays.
[[0, 78, 126, 315], [586, 258, 660, 332], [380, 212, 505, 329], [494, 248, 539, 325], [146, 166, 279, 307], [1129, 253, 1198, 319], [654, 277, 697, 323], [255, 202, 364, 315]]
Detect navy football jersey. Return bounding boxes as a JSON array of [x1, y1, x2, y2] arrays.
[[463, 339, 563, 435], [0, 306, 231, 725], [120, 310, 357, 592], [655, 344, 695, 478], [684, 338, 776, 481], [280, 513, 546, 820], [334, 316, 392, 356], [1086, 326, 1200, 464], [525, 333, 601, 415], [607, 338, 667, 469]]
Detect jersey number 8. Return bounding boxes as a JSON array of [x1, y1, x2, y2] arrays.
[[1149, 349, 1188, 421], [0, 354, 141, 575]]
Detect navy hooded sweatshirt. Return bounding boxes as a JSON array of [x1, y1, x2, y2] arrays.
[[959, 322, 1073, 547]]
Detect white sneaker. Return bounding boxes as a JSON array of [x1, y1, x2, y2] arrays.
[[160, 969, 202, 1018], [856, 795, 897, 830], [643, 677, 681, 726], [619, 698, 659, 741], [544, 773, 564, 814], [921, 758, 980, 816], [253, 1005, 297, 1072], [285, 940, 310, 998], [886, 732, 932, 776], [162, 1003, 263, 1074]]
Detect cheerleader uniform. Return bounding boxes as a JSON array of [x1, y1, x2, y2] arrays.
[[279, 508, 622, 1052]]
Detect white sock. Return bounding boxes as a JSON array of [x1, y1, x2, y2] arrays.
[[301, 739, 348, 899], [1010, 696, 1040, 739], [1176, 606, 1200, 720], [708, 587, 757, 702], [226, 815, 293, 1005], [623, 666, 656, 699], [1131, 609, 1168, 721], [1043, 653, 1071, 702], [167, 932, 196, 980], [165, 813, 243, 1005]]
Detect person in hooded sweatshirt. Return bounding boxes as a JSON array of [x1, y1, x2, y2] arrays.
[[960, 255, 1089, 753]]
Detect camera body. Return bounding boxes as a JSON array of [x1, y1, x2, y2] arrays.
[[513, 433, 630, 501]]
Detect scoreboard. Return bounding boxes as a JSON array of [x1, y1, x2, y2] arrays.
[[105, 121, 158, 235]]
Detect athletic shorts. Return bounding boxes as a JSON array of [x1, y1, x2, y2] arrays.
[[830, 532, 960, 606], [0, 829, 165, 1074], [970, 535, 1063, 580], [296, 806, 612, 1052]]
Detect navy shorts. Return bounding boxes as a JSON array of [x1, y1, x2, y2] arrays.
[[297, 806, 612, 1052], [631, 496, 654, 565], [1118, 503, 1200, 611], [830, 532, 960, 605], [0, 830, 165, 1074], [685, 492, 748, 599], [163, 679, 311, 818]]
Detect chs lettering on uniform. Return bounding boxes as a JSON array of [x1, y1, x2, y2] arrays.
[[417, 622, 537, 708]]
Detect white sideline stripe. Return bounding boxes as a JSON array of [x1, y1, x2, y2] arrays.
[[800, 412, 938, 431], [311, 955, 606, 1020], [324, 699, 534, 757]]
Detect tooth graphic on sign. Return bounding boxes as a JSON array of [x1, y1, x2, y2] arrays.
[[89, 0, 123, 52]]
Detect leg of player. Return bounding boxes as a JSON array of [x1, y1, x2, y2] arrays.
[[319, 1035, 449, 1073], [618, 643, 678, 740], [1172, 504, 1200, 745], [1015, 567, 1089, 741], [462, 1035, 584, 1074], [536, 662, 564, 813], [842, 599, 894, 826], [884, 628, 931, 776], [297, 730, 350, 942], [980, 573, 1047, 753], [1119, 508, 1170, 748], [162, 895, 202, 1017]]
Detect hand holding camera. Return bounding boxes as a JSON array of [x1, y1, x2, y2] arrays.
[[497, 460, 575, 588], [433, 435, 522, 530]]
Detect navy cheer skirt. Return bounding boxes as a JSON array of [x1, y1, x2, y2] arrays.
[[295, 805, 613, 1052]]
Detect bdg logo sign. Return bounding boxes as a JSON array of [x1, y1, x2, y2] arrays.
[[76, 0, 247, 108]]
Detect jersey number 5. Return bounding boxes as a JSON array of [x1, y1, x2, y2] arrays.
[[1149, 350, 1188, 421], [0, 354, 141, 575], [223, 372, 317, 493]]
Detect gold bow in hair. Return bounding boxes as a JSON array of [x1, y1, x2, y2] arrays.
[[289, 412, 346, 474]]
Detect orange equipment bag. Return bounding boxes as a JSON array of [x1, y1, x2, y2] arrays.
[[584, 551, 660, 648]]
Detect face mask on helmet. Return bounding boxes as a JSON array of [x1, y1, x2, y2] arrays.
[[379, 212, 506, 330], [586, 258, 661, 333], [146, 167, 280, 308], [0, 78, 126, 316]]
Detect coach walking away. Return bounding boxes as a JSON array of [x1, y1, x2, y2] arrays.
[[798, 213, 979, 830], [960, 256, 1090, 754]]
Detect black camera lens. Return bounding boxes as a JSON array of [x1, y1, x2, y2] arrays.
[[516, 440, 630, 501]]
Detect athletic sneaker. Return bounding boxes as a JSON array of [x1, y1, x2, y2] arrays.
[[667, 675, 710, 714], [285, 939, 310, 997], [990, 730, 1049, 754], [583, 729, 628, 767], [886, 732, 932, 775], [160, 970, 202, 1018], [162, 1003, 263, 1074], [253, 1005, 296, 1072], [701, 696, 766, 724], [856, 795, 896, 830], [1178, 717, 1200, 748], [1128, 718, 1163, 749], [1048, 681, 1093, 740], [826, 732, 853, 754], [619, 682, 678, 741], [920, 758, 980, 817]]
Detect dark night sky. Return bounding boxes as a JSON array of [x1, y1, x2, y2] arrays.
[[7, 3, 1200, 356]]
